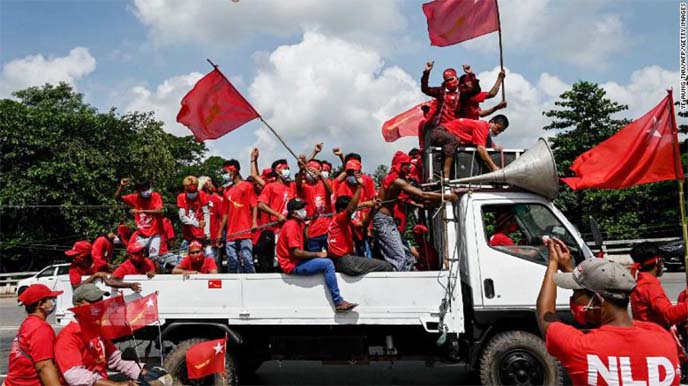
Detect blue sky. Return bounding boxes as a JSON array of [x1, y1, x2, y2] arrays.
[[0, 0, 681, 170]]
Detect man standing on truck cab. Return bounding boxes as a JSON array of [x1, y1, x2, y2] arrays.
[[327, 178, 393, 275], [5, 284, 63, 386], [374, 151, 457, 271], [65, 240, 142, 292], [441, 115, 509, 173], [537, 239, 681, 385], [111, 242, 156, 280], [114, 178, 164, 262], [277, 198, 358, 312], [55, 284, 143, 386]]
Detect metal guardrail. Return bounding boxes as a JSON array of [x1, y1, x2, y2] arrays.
[[0, 271, 38, 295]]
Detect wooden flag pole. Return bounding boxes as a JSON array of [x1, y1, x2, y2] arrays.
[[667, 89, 688, 284], [495, 0, 506, 103]]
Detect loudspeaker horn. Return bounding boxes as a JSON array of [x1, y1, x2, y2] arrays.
[[452, 138, 560, 200]]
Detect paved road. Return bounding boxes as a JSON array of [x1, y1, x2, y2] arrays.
[[1, 272, 686, 385]]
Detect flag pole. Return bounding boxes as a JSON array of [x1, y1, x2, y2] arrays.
[[668, 89, 688, 284], [495, 0, 506, 103]]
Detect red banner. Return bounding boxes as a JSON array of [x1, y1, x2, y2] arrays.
[[562, 92, 685, 190], [70, 295, 129, 341], [177, 69, 260, 142], [186, 338, 226, 379], [382, 101, 432, 142], [422, 0, 500, 47]]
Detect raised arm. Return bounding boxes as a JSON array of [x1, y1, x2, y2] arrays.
[[487, 69, 506, 98], [308, 143, 323, 161], [479, 101, 507, 118], [250, 148, 266, 188], [332, 147, 345, 167], [421, 61, 443, 98], [536, 239, 572, 334], [114, 178, 129, 201]]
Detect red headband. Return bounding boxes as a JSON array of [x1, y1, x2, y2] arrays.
[[189, 240, 203, 250], [224, 165, 238, 173], [275, 163, 289, 172], [306, 160, 321, 171]]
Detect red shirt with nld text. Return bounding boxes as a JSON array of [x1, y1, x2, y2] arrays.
[[334, 175, 375, 239], [459, 91, 489, 120], [443, 118, 490, 147], [276, 219, 305, 273], [327, 211, 354, 258], [258, 181, 295, 233], [176, 255, 218, 273], [631, 272, 688, 329], [546, 320, 680, 386], [5, 315, 56, 386], [176, 191, 209, 240], [222, 181, 257, 241], [55, 321, 116, 380], [111, 258, 155, 279], [121, 193, 163, 237], [299, 181, 331, 238]]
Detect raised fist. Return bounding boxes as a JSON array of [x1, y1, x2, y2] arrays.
[[251, 148, 259, 161], [120, 178, 130, 186], [425, 61, 434, 71]]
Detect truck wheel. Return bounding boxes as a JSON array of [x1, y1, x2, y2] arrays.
[[479, 330, 562, 386], [164, 338, 238, 386]]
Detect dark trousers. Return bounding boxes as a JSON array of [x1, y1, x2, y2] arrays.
[[333, 255, 394, 276], [254, 230, 275, 273]]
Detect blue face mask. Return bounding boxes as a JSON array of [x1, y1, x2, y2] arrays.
[[346, 175, 358, 185], [140, 189, 152, 198], [186, 192, 198, 200]]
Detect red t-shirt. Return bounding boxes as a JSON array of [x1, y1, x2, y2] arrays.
[[276, 219, 304, 273], [258, 182, 295, 233], [488, 233, 515, 247], [631, 272, 688, 329], [299, 182, 331, 238], [69, 261, 97, 287], [327, 211, 354, 258], [121, 192, 163, 237], [207, 193, 223, 242], [55, 321, 116, 380], [177, 191, 209, 240], [443, 118, 490, 147], [222, 181, 257, 241], [427, 91, 459, 125], [91, 236, 113, 266], [111, 258, 155, 279], [6, 315, 56, 386], [334, 175, 375, 239], [546, 321, 680, 386], [159, 217, 175, 255], [176, 256, 218, 273], [459, 91, 489, 120]]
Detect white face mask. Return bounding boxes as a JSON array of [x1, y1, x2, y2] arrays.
[[294, 208, 307, 219], [280, 168, 291, 180], [140, 189, 152, 198], [321, 171, 330, 179], [186, 191, 198, 200], [43, 298, 56, 315], [221, 172, 234, 187]]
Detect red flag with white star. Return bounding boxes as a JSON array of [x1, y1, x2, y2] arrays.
[[186, 338, 226, 379], [126, 292, 159, 332], [176, 68, 260, 142], [562, 91, 684, 190], [70, 295, 129, 341], [422, 0, 500, 47]]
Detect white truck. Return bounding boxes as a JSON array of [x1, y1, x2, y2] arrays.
[[54, 140, 593, 385]]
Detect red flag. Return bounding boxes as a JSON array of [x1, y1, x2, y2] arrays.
[[382, 101, 433, 142], [186, 338, 226, 379], [126, 292, 159, 332], [70, 295, 130, 341], [422, 0, 500, 47], [176, 69, 260, 142], [562, 92, 685, 190]]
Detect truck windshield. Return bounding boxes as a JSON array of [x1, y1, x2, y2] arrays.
[[482, 203, 585, 265]]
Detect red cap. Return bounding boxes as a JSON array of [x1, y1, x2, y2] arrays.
[[18, 284, 63, 305], [65, 240, 92, 257], [127, 242, 146, 254], [188, 240, 203, 250], [412, 224, 429, 234], [345, 160, 362, 172], [443, 68, 457, 80]]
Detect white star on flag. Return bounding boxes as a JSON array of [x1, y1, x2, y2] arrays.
[[646, 116, 662, 138], [213, 342, 224, 355], [146, 298, 154, 308]]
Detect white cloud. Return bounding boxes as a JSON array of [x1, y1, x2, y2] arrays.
[[124, 72, 204, 136], [601, 66, 680, 120], [465, 0, 628, 69], [131, 0, 405, 52], [0, 47, 96, 97]]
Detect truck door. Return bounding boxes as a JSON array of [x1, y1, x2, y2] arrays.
[[473, 201, 586, 308]]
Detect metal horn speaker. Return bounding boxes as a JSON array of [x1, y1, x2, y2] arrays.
[[452, 138, 560, 199]]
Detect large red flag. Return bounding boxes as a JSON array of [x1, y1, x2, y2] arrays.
[[70, 295, 129, 341], [422, 0, 500, 47], [186, 338, 226, 380], [382, 101, 433, 142], [562, 92, 685, 190], [126, 292, 159, 332], [176, 69, 260, 142]]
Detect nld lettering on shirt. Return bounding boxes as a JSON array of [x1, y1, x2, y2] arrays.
[[587, 354, 677, 386]]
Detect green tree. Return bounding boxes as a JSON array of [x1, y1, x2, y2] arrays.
[[0, 83, 209, 271], [544, 82, 685, 239], [372, 164, 389, 188]]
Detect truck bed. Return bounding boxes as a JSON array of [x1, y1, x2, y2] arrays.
[[55, 271, 450, 330]]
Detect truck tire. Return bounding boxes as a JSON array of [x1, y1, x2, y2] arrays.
[[164, 338, 238, 386], [479, 330, 563, 386]]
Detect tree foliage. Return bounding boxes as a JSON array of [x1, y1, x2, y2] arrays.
[[0, 83, 221, 271], [544, 82, 686, 240]]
